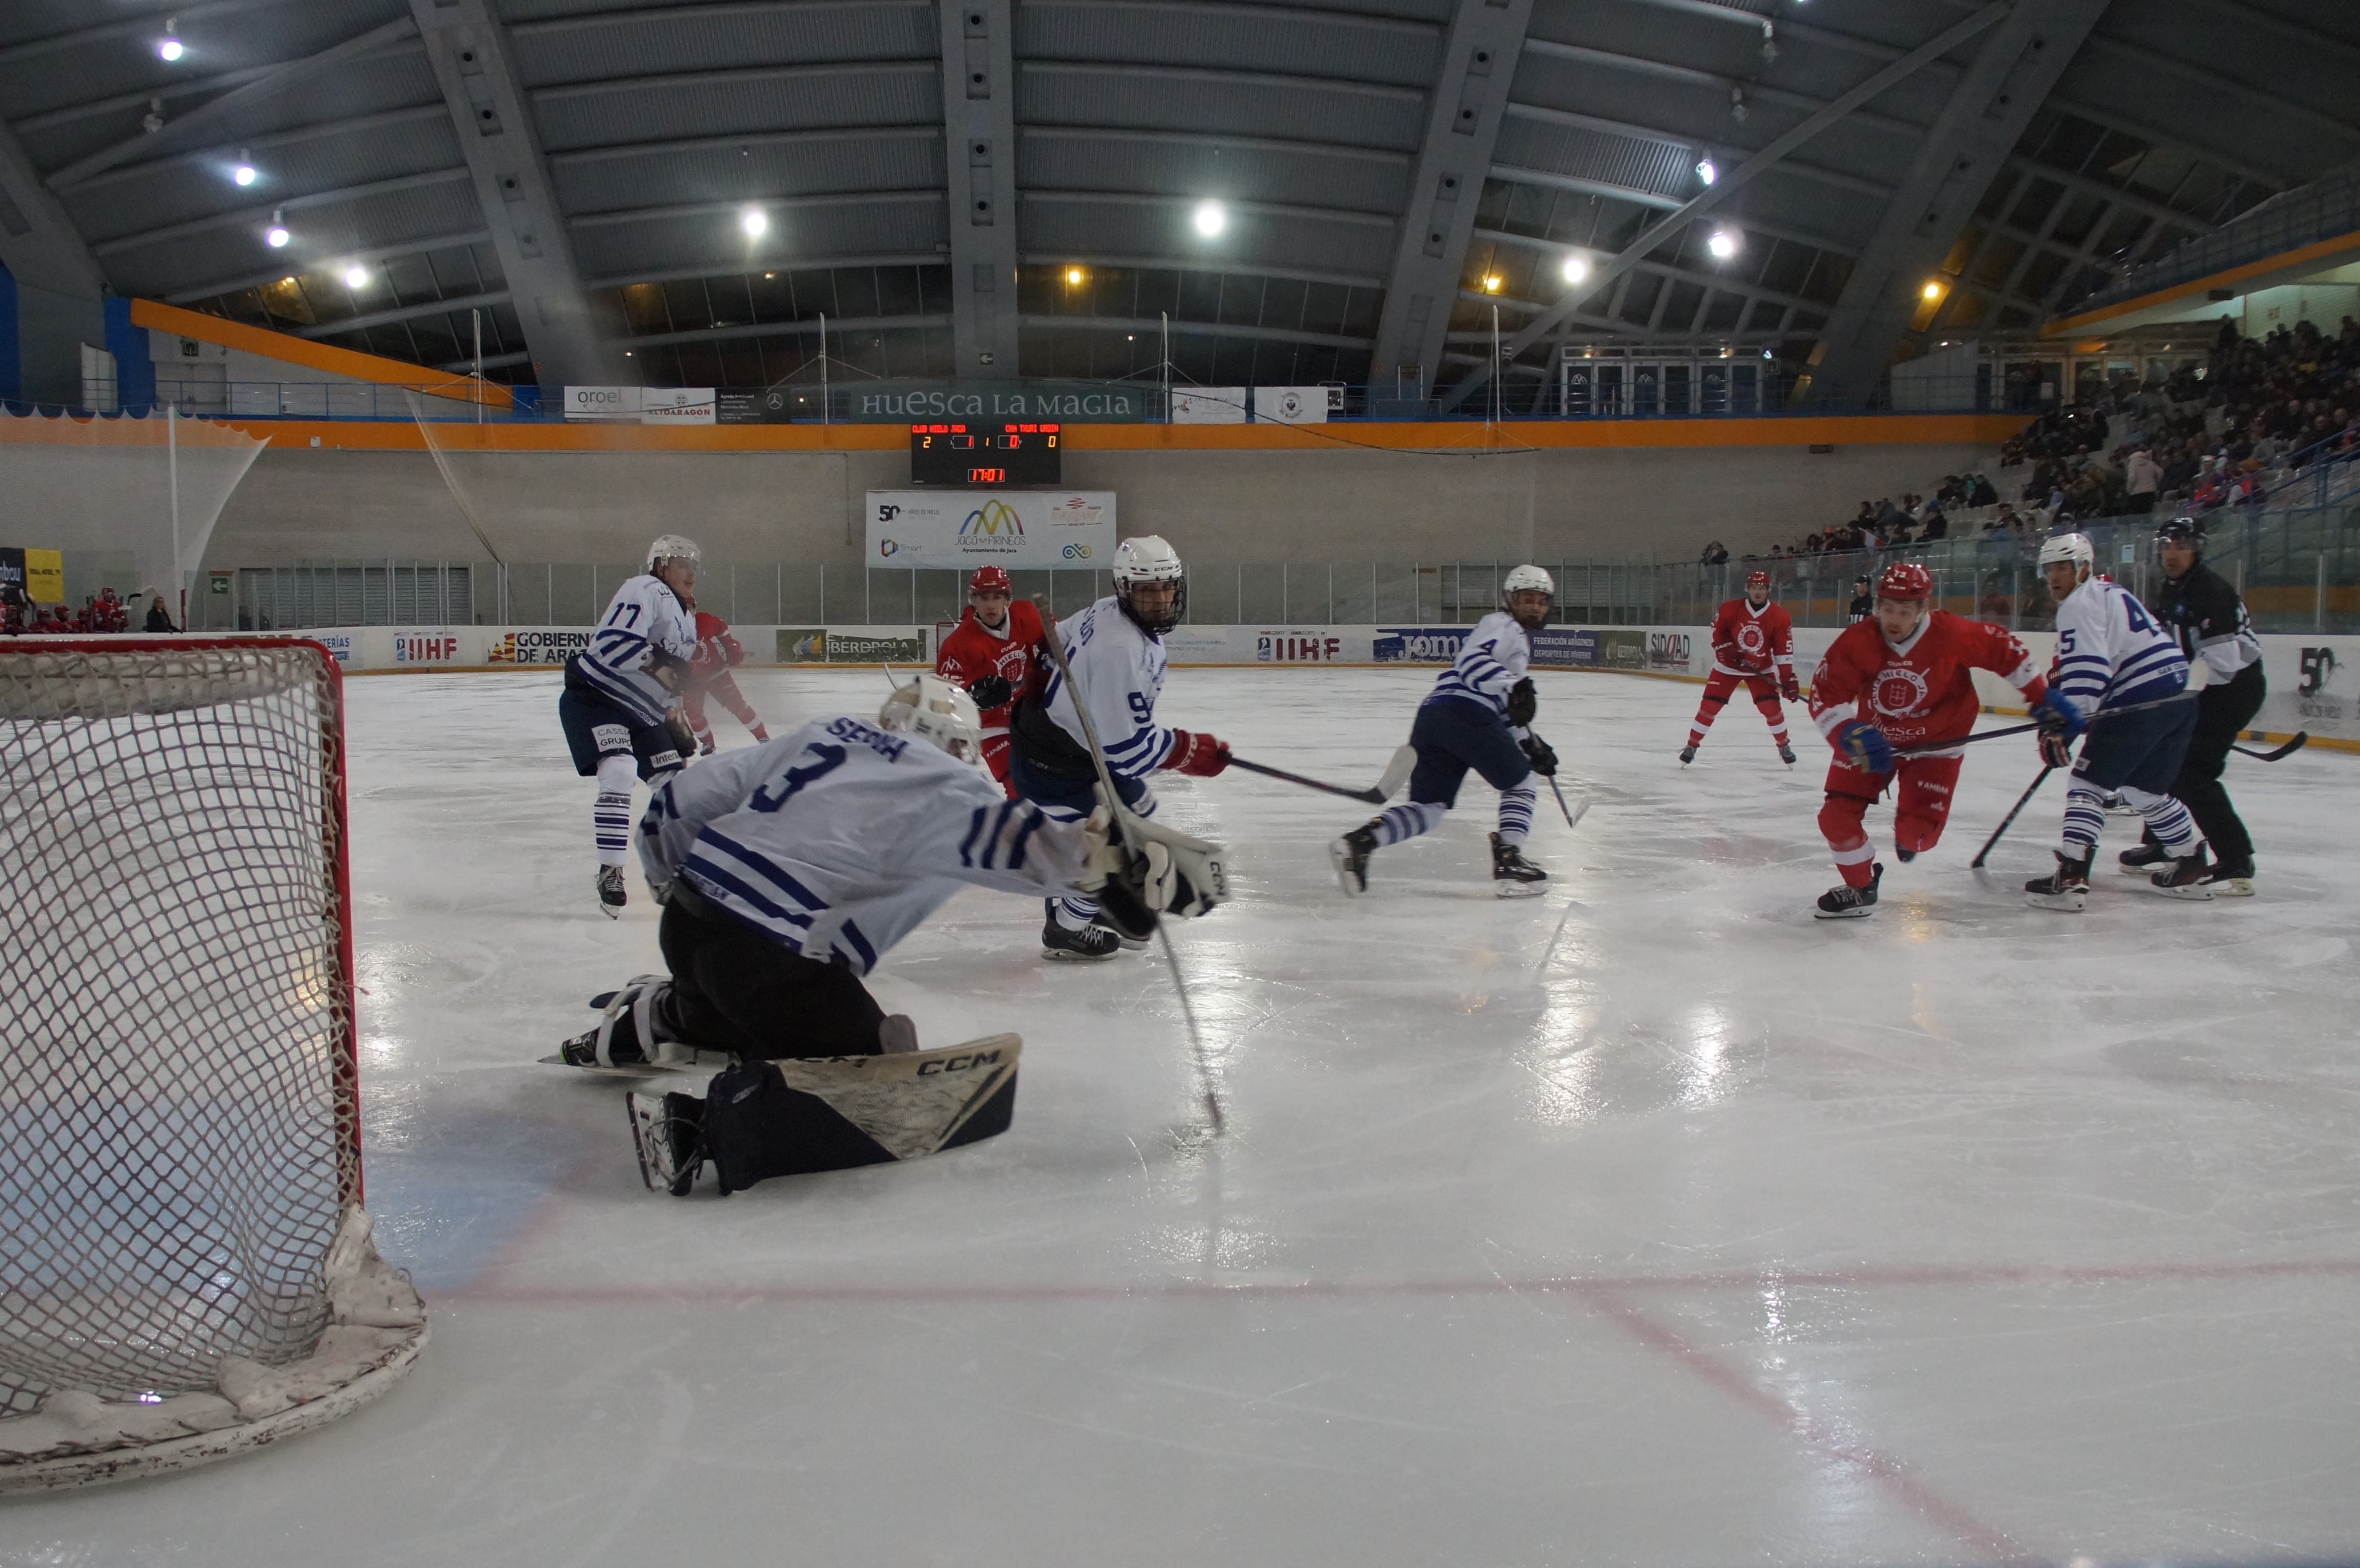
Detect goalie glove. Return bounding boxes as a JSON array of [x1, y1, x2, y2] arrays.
[[1162, 729, 1231, 777], [1834, 719, 1894, 774], [1518, 733, 1558, 777], [965, 673, 1013, 710], [1504, 677, 1537, 727], [1077, 799, 1230, 940]]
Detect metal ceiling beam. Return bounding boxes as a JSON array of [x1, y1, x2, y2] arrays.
[[583, 253, 950, 289], [1021, 313, 1369, 352], [1439, 0, 2008, 413], [1477, 187, 1860, 257], [533, 60, 937, 106], [2005, 154, 2225, 235], [44, 16, 422, 190], [0, 0, 318, 68], [435, 349, 529, 372], [166, 227, 496, 303], [1517, 36, 1937, 138], [411, 0, 618, 389], [2042, 95, 2295, 190], [549, 124, 939, 169], [1026, 189, 1393, 228], [1023, 124, 1410, 169], [1018, 251, 1385, 290], [940, 0, 1021, 376], [1368, 0, 1539, 391], [89, 166, 473, 255], [570, 189, 938, 231], [1804, 0, 2110, 408], [618, 312, 946, 351], [294, 288, 511, 338], [509, 0, 929, 37], [1021, 59, 1423, 109], [1470, 230, 1834, 317], [62, 106, 455, 197], [2078, 34, 2360, 146], [0, 120, 108, 299]]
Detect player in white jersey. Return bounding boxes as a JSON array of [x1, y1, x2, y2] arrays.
[[1330, 566, 1557, 897], [558, 534, 701, 916], [2024, 532, 2209, 911], [1006, 535, 1234, 960], [560, 675, 1225, 1194]]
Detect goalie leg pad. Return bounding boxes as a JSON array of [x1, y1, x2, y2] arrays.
[[698, 1036, 1023, 1195]]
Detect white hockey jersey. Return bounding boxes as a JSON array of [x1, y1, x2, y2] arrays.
[[1424, 611, 1530, 715], [571, 573, 696, 726], [1042, 595, 1171, 779], [2051, 576, 2189, 717], [638, 715, 1090, 974]]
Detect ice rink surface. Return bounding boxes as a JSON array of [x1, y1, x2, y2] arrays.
[[9, 665, 2359, 1567]]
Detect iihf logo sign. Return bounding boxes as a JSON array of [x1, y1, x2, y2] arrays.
[[1870, 666, 1929, 717]]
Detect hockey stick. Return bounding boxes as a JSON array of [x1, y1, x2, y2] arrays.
[[1030, 601, 1226, 1137], [1524, 730, 1588, 829], [1892, 692, 2194, 759], [1226, 746, 1413, 804], [2233, 731, 2306, 761], [1970, 766, 2053, 869]]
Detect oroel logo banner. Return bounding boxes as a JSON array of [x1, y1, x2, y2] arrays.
[[866, 492, 1116, 569]]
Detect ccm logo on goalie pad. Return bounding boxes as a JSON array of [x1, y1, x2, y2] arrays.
[[593, 722, 633, 753], [916, 1047, 1008, 1076]]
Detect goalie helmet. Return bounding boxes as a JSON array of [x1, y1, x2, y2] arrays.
[[646, 534, 702, 575], [878, 673, 985, 766], [2037, 531, 2095, 576], [1112, 534, 1187, 635], [1877, 561, 1933, 601]]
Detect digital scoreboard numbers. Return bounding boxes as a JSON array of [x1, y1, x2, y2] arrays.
[[908, 422, 1062, 487]]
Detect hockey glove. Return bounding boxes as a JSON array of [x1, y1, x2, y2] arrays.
[[1519, 734, 1558, 777], [2030, 686, 2085, 742], [664, 707, 699, 755], [965, 673, 1013, 710], [1780, 674, 1802, 704], [646, 645, 693, 695], [1163, 729, 1232, 777], [1834, 720, 1895, 774], [2038, 728, 2076, 769], [1504, 677, 1538, 727]]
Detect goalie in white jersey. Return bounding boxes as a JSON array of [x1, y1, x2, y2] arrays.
[[559, 674, 1226, 1194], [557, 534, 700, 916], [1330, 566, 1558, 897], [2024, 532, 2209, 911], [1006, 535, 1235, 960]]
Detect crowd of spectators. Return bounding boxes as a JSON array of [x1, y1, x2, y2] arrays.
[[1739, 474, 2001, 561], [0, 585, 169, 635]]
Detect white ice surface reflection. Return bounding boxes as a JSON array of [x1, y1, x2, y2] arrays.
[[8, 667, 2359, 1568]]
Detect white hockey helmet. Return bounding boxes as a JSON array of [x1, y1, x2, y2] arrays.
[[2036, 531, 2094, 576], [1503, 564, 1555, 599], [1112, 534, 1187, 634], [646, 534, 702, 575], [878, 673, 985, 766]]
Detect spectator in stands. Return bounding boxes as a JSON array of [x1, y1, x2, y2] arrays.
[[143, 592, 177, 633], [2124, 447, 2161, 513], [1699, 540, 1729, 566], [1918, 508, 1948, 542], [1966, 472, 2000, 507]]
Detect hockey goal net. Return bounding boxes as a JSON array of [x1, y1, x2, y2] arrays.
[[0, 639, 424, 1491]]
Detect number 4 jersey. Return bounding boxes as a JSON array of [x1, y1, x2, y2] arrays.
[[637, 715, 1090, 973], [2050, 577, 2188, 718]]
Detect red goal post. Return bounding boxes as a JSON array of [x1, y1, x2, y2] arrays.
[[0, 638, 424, 1490]]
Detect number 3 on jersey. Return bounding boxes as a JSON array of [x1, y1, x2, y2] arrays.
[[750, 742, 846, 812]]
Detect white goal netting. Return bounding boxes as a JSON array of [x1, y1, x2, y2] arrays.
[[0, 641, 423, 1490]]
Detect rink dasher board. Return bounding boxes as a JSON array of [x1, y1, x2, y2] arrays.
[[50, 625, 2360, 746]]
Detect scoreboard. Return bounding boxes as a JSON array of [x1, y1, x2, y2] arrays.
[[908, 422, 1062, 487]]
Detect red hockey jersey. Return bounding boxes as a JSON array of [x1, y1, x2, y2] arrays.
[[691, 609, 745, 675], [935, 599, 1045, 779], [1710, 597, 1794, 677], [1808, 611, 2047, 754]]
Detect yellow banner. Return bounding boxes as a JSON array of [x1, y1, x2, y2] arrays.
[[23, 549, 62, 604]]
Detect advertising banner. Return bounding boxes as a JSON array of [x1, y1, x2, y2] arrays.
[[0, 548, 22, 602], [1170, 388, 1247, 424], [775, 626, 931, 665], [561, 386, 716, 424], [1373, 627, 1470, 664], [485, 629, 591, 666], [840, 381, 1148, 424], [23, 548, 62, 604], [1256, 386, 1335, 424], [867, 491, 1116, 571]]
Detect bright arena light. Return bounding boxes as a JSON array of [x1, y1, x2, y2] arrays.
[[1482, 275, 1502, 293], [1707, 228, 1741, 260], [233, 162, 257, 187], [342, 265, 369, 289], [1065, 266, 1085, 285], [265, 219, 290, 248], [158, 37, 183, 61], [1561, 253, 1591, 285], [740, 207, 768, 238], [1192, 199, 1226, 237], [1694, 156, 1717, 186], [1922, 279, 1945, 300]]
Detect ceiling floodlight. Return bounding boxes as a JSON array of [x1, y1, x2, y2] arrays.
[[342, 264, 369, 289], [1065, 266, 1085, 285], [1707, 228, 1740, 260], [740, 206, 768, 237], [232, 150, 257, 186], [1482, 275, 1502, 293], [265, 208, 289, 248], [158, 18, 183, 61], [1192, 199, 1226, 237], [1561, 253, 1591, 286], [1695, 155, 1718, 186], [1922, 279, 1945, 300]]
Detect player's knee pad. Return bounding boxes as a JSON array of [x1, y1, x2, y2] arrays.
[[596, 752, 638, 795]]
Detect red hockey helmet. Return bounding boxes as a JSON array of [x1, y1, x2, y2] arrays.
[[1878, 561, 1933, 601], [1745, 570, 1771, 590], [968, 566, 1012, 596]]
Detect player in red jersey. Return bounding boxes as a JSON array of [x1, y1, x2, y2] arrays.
[[683, 606, 769, 755], [1804, 561, 2078, 918], [934, 565, 1044, 790], [1683, 570, 1798, 766]]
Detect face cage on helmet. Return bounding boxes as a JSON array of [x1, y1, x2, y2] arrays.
[[1118, 573, 1187, 635]]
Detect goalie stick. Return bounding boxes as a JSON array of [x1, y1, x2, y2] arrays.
[[1226, 747, 1414, 804], [1031, 599, 1226, 1137]]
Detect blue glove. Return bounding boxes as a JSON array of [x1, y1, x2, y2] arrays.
[[1835, 720, 1894, 774], [2030, 687, 2083, 741]]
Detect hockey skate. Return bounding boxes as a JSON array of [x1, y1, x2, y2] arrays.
[[1814, 862, 1882, 920], [2203, 859, 2256, 897], [2148, 849, 2217, 900], [1330, 822, 1379, 896], [545, 978, 728, 1074], [1778, 743, 1796, 765], [2024, 852, 2092, 912], [1490, 832, 1546, 897], [1092, 915, 1150, 951], [625, 1090, 705, 1196], [1679, 745, 1698, 765], [1041, 906, 1120, 961], [596, 864, 627, 918]]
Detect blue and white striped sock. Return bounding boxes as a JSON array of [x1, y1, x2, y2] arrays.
[[594, 792, 631, 867], [1497, 784, 1536, 847], [1054, 894, 1098, 930], [1371, 801, 1446, 847], [2123, 788, 2199, 854], [2060, 783, 2107, 858]]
